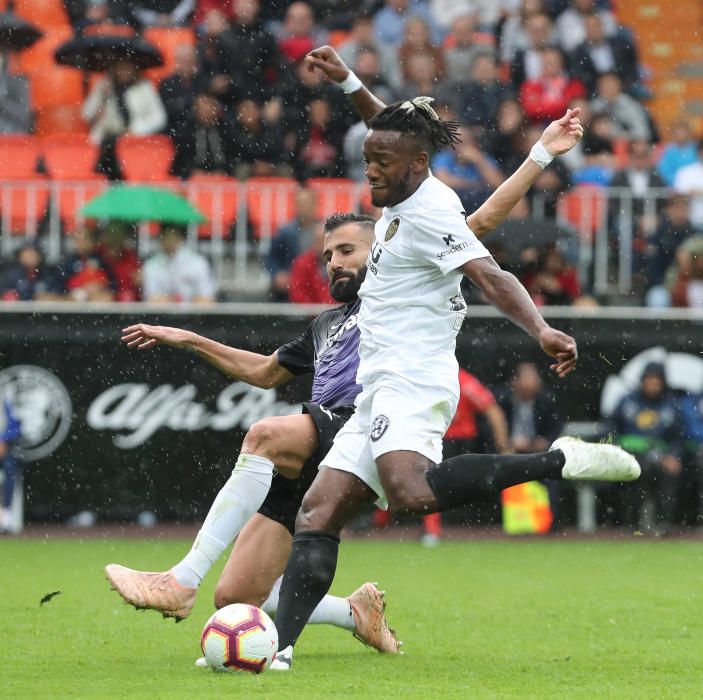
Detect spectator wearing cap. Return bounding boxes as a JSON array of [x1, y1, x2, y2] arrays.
[[288, 222, 334, 304], [657, 120, 699, 187], [0, 243, 61, 301], [142, 224, 216, 303], [609, 362, 683, 534], [673, 139, 703, 229]]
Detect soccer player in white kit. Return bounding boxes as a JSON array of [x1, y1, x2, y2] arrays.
[[270, 46, 641, 670]]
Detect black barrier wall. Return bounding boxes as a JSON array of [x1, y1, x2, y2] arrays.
[[1, 306, 702, 521]]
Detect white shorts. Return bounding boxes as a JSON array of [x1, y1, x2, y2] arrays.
[[319, 377, 458, 509]]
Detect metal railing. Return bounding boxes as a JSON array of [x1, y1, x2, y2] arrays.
[[0, 180, 673, 297]]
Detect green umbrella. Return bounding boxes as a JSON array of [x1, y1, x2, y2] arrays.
[[81, 185, 206, 224]]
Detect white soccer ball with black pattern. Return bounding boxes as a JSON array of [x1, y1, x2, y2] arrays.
[[200, 603, 278, 673]]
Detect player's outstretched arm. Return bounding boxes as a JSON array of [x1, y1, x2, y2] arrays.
[[304, 45, 386, 125], [120, 324, 293, 389], [461, 258, 578, 378], [467, 108, 583, 238]]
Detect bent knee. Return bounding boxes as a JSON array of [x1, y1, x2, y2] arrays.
[[294, 490, 335, 533], [241, 419, 278, 458]]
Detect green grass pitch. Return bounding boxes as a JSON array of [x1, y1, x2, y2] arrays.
[[1, 537, 702, 699]]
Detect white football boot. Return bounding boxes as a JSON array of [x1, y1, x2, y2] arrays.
[[269, 645, 294, 671], [551, 437, 640, 481]]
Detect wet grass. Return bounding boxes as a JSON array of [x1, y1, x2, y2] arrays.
[[1, 537, 701, 699]]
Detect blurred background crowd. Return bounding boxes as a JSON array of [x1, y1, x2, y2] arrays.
[[0, 0, 700, 307]]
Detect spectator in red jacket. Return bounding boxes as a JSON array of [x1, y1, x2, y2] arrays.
[[288, 222, 335, 304], [96, 221, 141, 302], [519, 47, 586, 123]]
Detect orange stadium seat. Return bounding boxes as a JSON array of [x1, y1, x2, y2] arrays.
[[17, 27, 73, 77], [54, 179, 108, 231], [115, 134, 175, 182], [306, 177, 360, 218], [14, 0, 70, 29], [143, 27, 196, 84], [35, 105, 88, 136], [31, 67, 85, 110], [246, 177, 297, 239], [0, 135, 40, 178], [558, 186, 606, 241], [0, 178, 50, 235], [186, 174, 239, 238], [42, 134, 100, 180]]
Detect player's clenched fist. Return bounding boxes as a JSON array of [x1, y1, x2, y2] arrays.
[[304, 45, 350, 83]]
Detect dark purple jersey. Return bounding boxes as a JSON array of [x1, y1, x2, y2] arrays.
[[276, 299, 361, 409]]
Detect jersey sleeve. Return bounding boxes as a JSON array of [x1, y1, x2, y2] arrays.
[[275, 321, 315, 376], [411, 204, 491, 275]]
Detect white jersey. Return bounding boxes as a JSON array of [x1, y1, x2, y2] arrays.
[[356, 175, 491, 392]]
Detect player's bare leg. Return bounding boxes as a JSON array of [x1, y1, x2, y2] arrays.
[[271, 468, 400, 670], [105, 414, 318, 621]]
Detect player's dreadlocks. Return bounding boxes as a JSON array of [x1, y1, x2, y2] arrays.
[[367, 97, 462, 153]]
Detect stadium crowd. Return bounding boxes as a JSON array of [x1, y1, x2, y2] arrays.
[[0, 0, 701, 307]]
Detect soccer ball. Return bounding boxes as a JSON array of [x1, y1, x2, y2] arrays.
[[200, 603, 278, 673]]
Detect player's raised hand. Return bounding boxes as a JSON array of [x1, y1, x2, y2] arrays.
[[121, 324, 190, 350], [304, 45, 350, 83], [538, 326, 578, 378], [539, 108, 584, 156]]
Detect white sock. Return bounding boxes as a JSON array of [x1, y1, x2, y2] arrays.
[[263, 577, 355, 632], [171, 454, 274, 588]]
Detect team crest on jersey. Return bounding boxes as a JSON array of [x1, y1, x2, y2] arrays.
[[384, 217, 400, 242], [370, 414, 390, 441]]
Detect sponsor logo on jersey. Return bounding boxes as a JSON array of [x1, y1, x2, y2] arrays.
[[385, 217, 400, 242], [0, 365, 72, 460], [369, 240, 383, 275], [436, 240, 472, 260], [370, 414, 390, 441], [442, 234, 455, 246], [318, 313, 359, 359]]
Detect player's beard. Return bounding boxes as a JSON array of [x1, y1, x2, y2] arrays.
[[330, 266, 366, 303]]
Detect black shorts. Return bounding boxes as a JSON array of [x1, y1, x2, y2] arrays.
[[257, 402, 355, 535]]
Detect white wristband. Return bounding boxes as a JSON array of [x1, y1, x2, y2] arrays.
[[529, 141, 554, 169], [338, 71, 363, 94]]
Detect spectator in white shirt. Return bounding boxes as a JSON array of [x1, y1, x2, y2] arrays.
[[143, 225, 216, 303], [674, 140, 703, 228]]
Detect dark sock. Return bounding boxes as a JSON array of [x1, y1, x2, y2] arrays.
[[274, 531, 340, 651], [426, 450, 565, 511]]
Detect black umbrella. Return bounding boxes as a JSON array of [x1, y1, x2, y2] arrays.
[[0, 12, 42, 51], [55, 34, 163, 72]]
